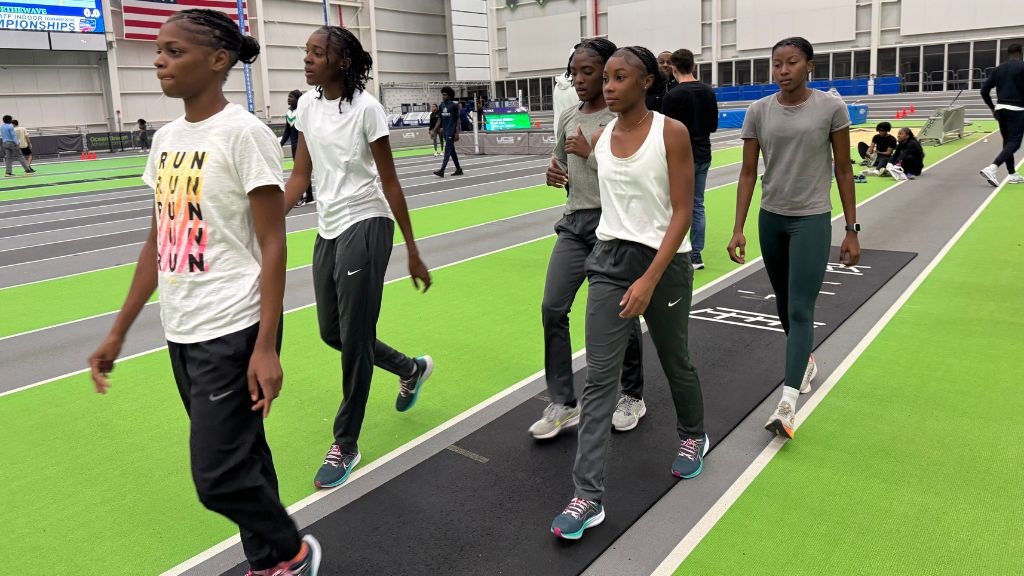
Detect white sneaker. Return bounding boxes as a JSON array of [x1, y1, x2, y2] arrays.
[[861, 169, 880, 176], [529, 402, 581, 439], [611, 394, 647, 431], [1008, 173, 1024, 184], [980, 165, 999, 187], [765, 401, 796, 439], [800, 355, 817, 394]]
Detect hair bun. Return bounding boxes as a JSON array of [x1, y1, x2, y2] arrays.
[[239, 35, 261, 64]]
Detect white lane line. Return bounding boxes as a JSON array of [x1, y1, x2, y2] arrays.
[[648, 146, 1015, 576], [0, 177, 547, 274], [0, 154, 527, 214], [0, 208, 150, 236], [0, 231, 559, 401]]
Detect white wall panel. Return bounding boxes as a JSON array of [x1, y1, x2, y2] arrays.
[[507, 11, 581, 73], [452, 11, 487, 28], [900, 0, 1022, 36], [735, 0, 856, 51], [607, 0, 702, 55]]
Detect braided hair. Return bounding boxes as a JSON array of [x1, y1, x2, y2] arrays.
[[772, 36, 814, 61], [166, 9, 260, 75], [564, 38, 618, 78], [616, 46, 665, 96], [313, 26, 374, 111]]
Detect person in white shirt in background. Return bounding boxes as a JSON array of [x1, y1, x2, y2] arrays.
[[286, 25, 434, 491]]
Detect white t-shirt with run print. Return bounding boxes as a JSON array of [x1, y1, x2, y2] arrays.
[[293, 89, 393, 239], [142, 103, 284, 344]]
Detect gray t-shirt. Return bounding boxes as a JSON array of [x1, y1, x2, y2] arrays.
[[554, 104, 616, 213], [740, 89, 850, 216]]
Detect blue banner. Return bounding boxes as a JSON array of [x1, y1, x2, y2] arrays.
[[0, 0, 105, 33]]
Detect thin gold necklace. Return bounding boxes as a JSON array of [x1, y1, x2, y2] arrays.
[[619, 110, 651, 132]]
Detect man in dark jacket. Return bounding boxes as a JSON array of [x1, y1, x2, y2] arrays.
[[980, 43, 1024, 186]]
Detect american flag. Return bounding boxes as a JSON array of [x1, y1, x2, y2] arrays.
[[121, 0, 248, 42]]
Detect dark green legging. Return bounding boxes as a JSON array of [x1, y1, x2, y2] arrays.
[[758, 209, 832, 389]]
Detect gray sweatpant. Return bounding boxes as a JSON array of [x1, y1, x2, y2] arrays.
[[312, 217, 416, 453], [542, 209, 644, 405], [3, 141, 29, 174], [574, 239, 705, 502]]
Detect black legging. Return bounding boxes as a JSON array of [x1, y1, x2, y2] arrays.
[[758, 209, 832, 389], [993, 109, 1024, 174]]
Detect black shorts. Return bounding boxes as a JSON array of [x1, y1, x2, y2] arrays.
[[20, 147, 30, 156]]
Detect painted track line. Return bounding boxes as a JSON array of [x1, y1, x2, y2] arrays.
[[0, 206, 562, 373], [648, 144, 1013, 576]]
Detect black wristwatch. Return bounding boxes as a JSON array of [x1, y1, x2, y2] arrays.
[[845, 223, 861, 233]]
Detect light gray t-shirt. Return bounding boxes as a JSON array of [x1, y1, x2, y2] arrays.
[[740, 89, 850, 216], [553, 104, 616, 213]]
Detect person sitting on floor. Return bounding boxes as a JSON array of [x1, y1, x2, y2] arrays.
[[886, 127, 925, 181], [858, 121, 897, 172]]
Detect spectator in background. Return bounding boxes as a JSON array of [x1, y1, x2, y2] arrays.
[[433, 86, 463, 177], [887, 127, 924, 180], [658, 51, 678, 92], [459, 99, 473, 132], [2, 115, 34, 176], [662, 48, 719, 270], [12, 119, 31, 168], [137, 118, 149, 151], [980, 42, 1024, 186], [281, 89, 313, 205], [428, 103, 441, 157], [858, 121, 896, 172]]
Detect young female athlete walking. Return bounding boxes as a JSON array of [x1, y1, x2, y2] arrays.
[[551, 46, 707, 540], [728, 37, 861, 439], [88, 10, 320, 574], [532, 38, 648, 440], [286, 26, 434, 490]]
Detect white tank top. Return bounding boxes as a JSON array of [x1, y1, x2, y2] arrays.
[[594, 112, 692, 253]]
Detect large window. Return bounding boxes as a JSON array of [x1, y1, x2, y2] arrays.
[[541, 77, 553, 111], [814, 53, 831, 81], [698, 63, 712, 85], [494, 82, 506, 100], [974, 40, 997, 88], [735, 59, 752, 85], [853, 50, 870, 77], [833, 52, 852, 79], [718, 61, 734, 86], [923, 44, 945, 91], [947, 43, 970, 90], [753, 58, 770, 84], [878, 47, 897, 77], [528, 78, 541, 111], [899, 46, 921, 91]]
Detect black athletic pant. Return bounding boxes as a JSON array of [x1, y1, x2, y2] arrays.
[[289, 141, 314, 202], [439, 134, 461, 172], [574, 240, 704, 501], [542, 209, 644, 405], [758, 209, 831, 390], [312, 218, 416, 453], [993, 108, 1024, 174], [168, 321, 301, 571]]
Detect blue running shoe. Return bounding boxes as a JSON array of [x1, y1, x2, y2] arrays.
[[551, 497, 605, 540], [314, 444, 360, 489], [672, 434, 709, 479], [396, 355, 433, 412]]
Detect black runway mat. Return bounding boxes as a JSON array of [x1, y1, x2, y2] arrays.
[[222, 248, 915, 576]]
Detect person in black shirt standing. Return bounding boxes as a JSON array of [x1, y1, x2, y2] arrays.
[[661, 48, 719, 269], [433, 86, 464, 177], [980, 43, 1024, 186]]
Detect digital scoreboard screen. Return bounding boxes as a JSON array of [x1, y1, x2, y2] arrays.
[[0, 0, 105, 33]]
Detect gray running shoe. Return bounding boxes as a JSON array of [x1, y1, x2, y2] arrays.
[[528, 402, 580, 439], [765, 401, 796, 439], [611, 394, 647, 431], [800, 355, 818, 394]]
